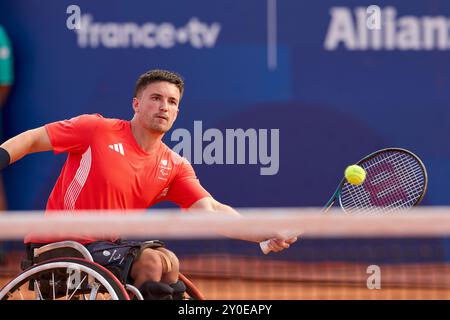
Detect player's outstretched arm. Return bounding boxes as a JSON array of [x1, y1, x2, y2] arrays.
[[188, 197, 297, 252], [0, 126, 52, 169]]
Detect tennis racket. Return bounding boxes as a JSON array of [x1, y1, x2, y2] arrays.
[[260, 147, 428, 254]]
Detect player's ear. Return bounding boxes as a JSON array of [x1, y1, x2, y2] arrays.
[[132, 97, 139, 113]]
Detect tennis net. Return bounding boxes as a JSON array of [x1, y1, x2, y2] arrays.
[[1, 207, 450, 299]]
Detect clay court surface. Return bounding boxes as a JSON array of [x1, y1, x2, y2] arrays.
[[1, 252, 449, 300]]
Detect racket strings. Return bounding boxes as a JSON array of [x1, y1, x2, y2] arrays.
[[343, 176, 421, 212], [339, 151, 425, 213], [342, 160, 423, 212]]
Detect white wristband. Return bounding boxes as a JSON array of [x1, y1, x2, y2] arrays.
[[259, 240, 271, 255]]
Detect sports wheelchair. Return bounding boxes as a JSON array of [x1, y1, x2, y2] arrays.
[[0, 241, 204, 300]]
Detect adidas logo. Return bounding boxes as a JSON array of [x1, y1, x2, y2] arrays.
[[108, 143, 124, 156]]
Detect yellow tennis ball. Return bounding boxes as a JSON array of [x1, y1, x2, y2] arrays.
[[345, 165, 366, 185]]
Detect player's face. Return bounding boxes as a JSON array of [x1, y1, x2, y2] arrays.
[[133, 81, 180, 134]]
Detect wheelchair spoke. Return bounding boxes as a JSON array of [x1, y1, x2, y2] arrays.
[[34, 280, 44, 300], [18, 288, 25, 300], [52, 272, 56, 300], [6, 289, 20, 300], [67, 275, 87, 300]]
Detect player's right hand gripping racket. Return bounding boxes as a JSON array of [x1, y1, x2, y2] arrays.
[[260, 147, 428, 254]]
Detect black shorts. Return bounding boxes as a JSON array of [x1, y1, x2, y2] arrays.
[[84, 240, 143, 283]]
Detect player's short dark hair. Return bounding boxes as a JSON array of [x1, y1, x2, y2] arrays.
[[134, 69, 184, 99]]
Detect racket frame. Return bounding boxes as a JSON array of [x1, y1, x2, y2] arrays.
[[323, 147, 428, 212]]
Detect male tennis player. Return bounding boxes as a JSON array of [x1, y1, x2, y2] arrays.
[[0, 69, 297, 299]]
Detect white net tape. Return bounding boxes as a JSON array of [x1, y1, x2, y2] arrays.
[[0, 207, 449, 240]]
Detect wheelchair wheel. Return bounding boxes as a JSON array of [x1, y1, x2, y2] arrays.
[[0, 257, 130, 300]]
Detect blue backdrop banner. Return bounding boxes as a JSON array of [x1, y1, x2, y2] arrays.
[[0, 0, 449, 210]]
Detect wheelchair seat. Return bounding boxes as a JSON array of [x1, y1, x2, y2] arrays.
[[21, 241, 94, 270]]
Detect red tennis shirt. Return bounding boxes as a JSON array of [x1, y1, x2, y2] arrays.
[[25, 114, 211, 244]]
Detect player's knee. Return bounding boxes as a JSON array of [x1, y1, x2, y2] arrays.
[[152, 247, 178, 274], [137, 248, 179, 273], [164, 249, 180, 273], [134, 249, 163, 275]]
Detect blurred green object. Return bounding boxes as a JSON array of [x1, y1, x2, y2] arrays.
[[0, 25, 14, 86]]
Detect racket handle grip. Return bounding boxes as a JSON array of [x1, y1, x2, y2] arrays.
[[260, 240, 271, 255]]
